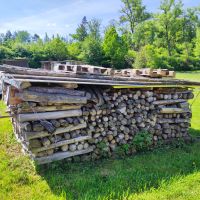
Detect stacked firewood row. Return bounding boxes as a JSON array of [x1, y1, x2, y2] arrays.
[[1, 79, 194, 164]]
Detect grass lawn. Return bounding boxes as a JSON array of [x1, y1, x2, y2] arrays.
[[0, 72, 200, 200]]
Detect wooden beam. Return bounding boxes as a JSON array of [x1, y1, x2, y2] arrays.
[[31, 136, 91, 153], [2, 74, 31, 89], [24, 122, 87, 139], [157, 118, 190, 123], [18, 109, 82, 122], [153, 99, 186, 105], [27, 87, 85, 96], [16, 90, 87, 104], [17, 104, 82, 113], [159, 107, 190, 114], [34, 147, 94, 164]]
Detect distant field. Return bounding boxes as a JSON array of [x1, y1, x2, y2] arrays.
[[0, 71, 200, 200], [177, 71, 200, 82]]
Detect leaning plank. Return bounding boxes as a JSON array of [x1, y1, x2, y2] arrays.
[[34, 147, 93, 164], [32, 136, 92, 153], [159, 107, 190, 114], [27, 87, 85, 96], [153, 99, 186, 105], [18, 109, 82, 122], [17, 104, 82, 113], [25, 122, 87, 139], [16, 90, 87, 104]]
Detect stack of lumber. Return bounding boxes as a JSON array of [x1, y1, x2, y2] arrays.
[[0, 65, 198, 164]]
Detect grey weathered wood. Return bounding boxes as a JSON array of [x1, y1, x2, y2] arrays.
[[16, 90, 87, 104], [18, 109, 82, 122], [34, 147, 94, 164], [159, 107, 190, 114], [153, 99, 186, 105], [32, 135, 92, 153], [27, 87, 86, 96], [17, 104, 82, 113], [25, 122, 87, 139]]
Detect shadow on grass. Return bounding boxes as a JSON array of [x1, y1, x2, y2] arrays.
[[36, 128, 200, 200]]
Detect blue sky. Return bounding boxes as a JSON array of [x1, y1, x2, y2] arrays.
[[0, 0, 199, 37]]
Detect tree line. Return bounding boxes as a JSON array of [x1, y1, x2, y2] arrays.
[[0, 0, 200, 70]]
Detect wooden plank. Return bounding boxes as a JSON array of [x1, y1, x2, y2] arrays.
[[34, 147, 94, 164], [24, 122, 87, 139], [159, 107, 190, 114], [18, 109, 82, 122], [17, 104, 82, 113], [157, 118, 190, 123], [153, 99, 186, 105], [28, 87, 85, 96], [31, 136, 92, 153], [2, 74, 31, 89], [16, 90, 87, 104]]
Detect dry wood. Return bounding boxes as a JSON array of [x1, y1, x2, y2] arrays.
[[32, 136, 92, 153], [160, 107, 190, 114], [16, 90, 87, 104], [24, 122, 87, 139], [34, 147, 93, 164], [18, 109, 82, 122], [153, 99, 186, 105], [17, 104, 82, 113], [27, 87, 85, 96]]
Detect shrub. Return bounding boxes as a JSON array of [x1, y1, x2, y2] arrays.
[[132, 131, 153, 151]]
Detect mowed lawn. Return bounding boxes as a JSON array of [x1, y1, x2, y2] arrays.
[[0, 72, 200, 200]]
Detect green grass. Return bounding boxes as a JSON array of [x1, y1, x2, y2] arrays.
[[0, 72, 200, 200]]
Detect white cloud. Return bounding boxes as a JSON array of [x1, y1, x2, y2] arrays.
[[0, 0, 121, 37]]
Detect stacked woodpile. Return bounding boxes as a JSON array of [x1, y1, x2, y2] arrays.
[[0, 65, 197, 164]]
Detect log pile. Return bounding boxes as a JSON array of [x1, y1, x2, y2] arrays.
[[0, 65, 196, 164]]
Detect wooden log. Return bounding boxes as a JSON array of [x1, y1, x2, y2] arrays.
[[28, 87, 85, 96], [153, 99, 186, 105], [32, 136, 92, 153], [18, 109, 82, 122], [159, 108, 190, 114], [24, 122, 87, 139], [17, 104, 82, 113], [16, 91, 87, 104], [34, 147, 94, 164]]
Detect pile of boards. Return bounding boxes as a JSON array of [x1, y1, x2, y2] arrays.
[[0, 64, 198, 164]]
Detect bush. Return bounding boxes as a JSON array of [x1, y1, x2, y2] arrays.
[[132, 131, 153, 151]]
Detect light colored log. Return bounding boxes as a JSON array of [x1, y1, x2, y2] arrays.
[[34, 147, 93, 164], [18, 109, 82, 122], [24, 122, 87, 139], [153, 99, 186, 105], [16, 90, 87, 104], [159, 107, 190, 114]]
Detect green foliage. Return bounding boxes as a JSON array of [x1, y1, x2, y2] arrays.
[[194, 27, 200, 58], [44, 38, 68, 61], [103, 26, 128, 69], [0, 45, 13, 60], [120, 0, 151, 35], [81, 36, 103, 65], [132, 131, 153, 151]]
